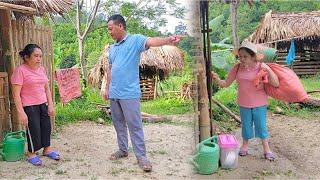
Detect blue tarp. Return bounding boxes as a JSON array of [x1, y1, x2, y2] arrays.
[[286, 39, 295, 65]]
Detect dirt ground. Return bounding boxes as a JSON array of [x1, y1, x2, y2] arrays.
[[0, 114, 196, 179], [197, 112, 320, 179], [1, 112, 320, 179]]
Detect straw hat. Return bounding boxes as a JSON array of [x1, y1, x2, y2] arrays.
[[233, 41, 264, 61]]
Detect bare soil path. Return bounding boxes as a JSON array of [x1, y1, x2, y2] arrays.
[[0, 114, 196, 179], [2, 112, 320, 179]]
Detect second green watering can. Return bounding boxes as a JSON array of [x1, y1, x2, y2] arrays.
[[191, 136, 220, 175]]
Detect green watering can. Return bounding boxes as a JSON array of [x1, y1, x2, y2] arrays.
[[191, 136, 220, 175], [0, 131, 26, 162]]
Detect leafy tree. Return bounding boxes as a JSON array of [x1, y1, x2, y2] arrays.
[[60, 54, 77, 69], [52, 0, 185, 74]]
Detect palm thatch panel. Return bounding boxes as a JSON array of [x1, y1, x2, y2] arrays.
[[88, 44, 184, 88], [247, 10, 320, 50], [0, 0, 73, 17]]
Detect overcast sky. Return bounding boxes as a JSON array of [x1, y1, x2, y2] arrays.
[[159, 0, 193, 34], [93, 0, 193, 34]]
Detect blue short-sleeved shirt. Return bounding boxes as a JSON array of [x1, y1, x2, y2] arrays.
[[108, 34, 148, 99]]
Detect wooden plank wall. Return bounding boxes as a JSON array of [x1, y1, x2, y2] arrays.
[[276, 50, 320, 76], [0, 72, 10, 141], [140, 78, 156, 101], [9, 19, 54, 130]]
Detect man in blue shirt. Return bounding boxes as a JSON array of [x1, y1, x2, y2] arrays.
[[105, 14, 181, 172]]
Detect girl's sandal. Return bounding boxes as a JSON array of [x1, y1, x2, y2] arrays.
[[239, 149, 248, 156], [264, 152, 275, 161], [109, 150, 128, 160]]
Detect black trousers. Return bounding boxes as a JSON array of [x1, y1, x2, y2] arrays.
[[24, 103, 51, 152]]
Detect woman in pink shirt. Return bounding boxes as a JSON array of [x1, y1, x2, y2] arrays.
[[211, 41, 279, 161], [11, 44, 60, 166]]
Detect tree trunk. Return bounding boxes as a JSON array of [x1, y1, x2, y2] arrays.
[[78, 38, 88, 81], [71, 0, 100, 84], [230, 0, 240, 48]]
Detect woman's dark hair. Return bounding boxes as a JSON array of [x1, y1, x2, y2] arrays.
[[107, 14, 126, 30], [238, 47, 256, 57], [19, 44, 42, 61]]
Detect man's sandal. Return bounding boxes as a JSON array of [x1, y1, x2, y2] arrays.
[[264, 152, 275, 161], [137, 158, 152, 172], [109, 150, 128, 160], [27, 156, 42, 166]]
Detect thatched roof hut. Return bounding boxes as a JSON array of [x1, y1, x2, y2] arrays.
[[88, 44, 184, 100], [248, 10, 320, 50], [0, 0, 72, 134], [88, 44, 184, 87], [247, 10, 320, 76], [0, 0, 73, 18]]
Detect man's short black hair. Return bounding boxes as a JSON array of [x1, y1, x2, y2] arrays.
[[107, 14, 126, 30]]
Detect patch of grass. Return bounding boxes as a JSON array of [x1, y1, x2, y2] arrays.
[[55, 170, 67, 175], [150, 150, 168, 155], [112, 160, 123, 164], [141, 95, 193, 115], [55, 87, 111, 127], [109, 167, 127, 176], [260, 170, 273, 176], [90, 176, 98, 180], [284, 170, 294, 177]]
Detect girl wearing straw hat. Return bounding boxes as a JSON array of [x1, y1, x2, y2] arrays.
[[211, 41, 279, 161]]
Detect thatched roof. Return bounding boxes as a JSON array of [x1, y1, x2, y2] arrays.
[[247, 10, 320, 50], [0, 0, 73, 16], [88, 44, 184, 87]]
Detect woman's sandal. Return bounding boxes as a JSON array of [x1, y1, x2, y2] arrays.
[[44, 151, 60, 161], [238, 149, 249, 156], [137, 158, 152, 172], [264, 152, 275, 161], [109, 150, 128, 160], [27, 156, 42, 166]]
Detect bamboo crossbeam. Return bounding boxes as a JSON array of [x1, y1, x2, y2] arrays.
[[0, 2, 36, 14]]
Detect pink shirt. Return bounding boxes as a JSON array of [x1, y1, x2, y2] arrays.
[[11, 64, 49, 107], [226, 62, 268, 108]]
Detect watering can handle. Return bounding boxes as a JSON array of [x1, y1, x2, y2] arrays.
[[4, 131, 26, 140], [202, 136, 218, 144], [189, 153, 200, 170]]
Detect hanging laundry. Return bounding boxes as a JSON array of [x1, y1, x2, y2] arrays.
[[55, 68, 82, 104], [286, 39, 295, 65]]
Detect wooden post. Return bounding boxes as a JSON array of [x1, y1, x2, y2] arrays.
[[0, 72, 10, 140], [192, 1, 211, 142]]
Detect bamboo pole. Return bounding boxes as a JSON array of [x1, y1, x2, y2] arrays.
[[191, 1, 211, 142]]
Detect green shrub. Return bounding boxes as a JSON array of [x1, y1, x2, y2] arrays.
[[55, 87, 110, 127]]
